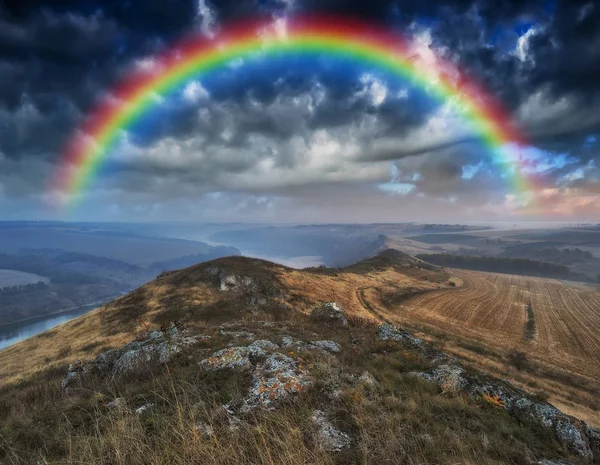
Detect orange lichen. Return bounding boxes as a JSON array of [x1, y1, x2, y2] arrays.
[[483, 393, 506, 409]]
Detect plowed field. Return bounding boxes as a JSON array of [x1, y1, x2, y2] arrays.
[[382, 269, 600, 424]]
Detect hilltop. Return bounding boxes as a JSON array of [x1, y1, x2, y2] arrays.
[[0, 250, 598, 464]]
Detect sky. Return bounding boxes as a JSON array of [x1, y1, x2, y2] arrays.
[[0, 0, 598, 223]]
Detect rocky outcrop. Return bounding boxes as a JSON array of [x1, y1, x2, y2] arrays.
[[310, 340, 341, 353], [200, 339, 315, 414], [203, 266, 283, 303], [410, 364, 598, 459], [280, 335, 341, 354], [61, 326, 198, 390], [378, 323, 450, 362], [312, 410, 351, 452], [199, 345, 266, 372], [244, 353, 311, 410], [310, 302, 348, 326]]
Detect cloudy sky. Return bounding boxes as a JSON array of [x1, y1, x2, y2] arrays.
[[0, 0, 598, 223]]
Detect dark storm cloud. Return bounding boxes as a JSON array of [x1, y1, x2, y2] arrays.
[[0, 0, 598, 220]]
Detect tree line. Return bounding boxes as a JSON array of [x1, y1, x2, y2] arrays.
[[415, 253, 590, 281]]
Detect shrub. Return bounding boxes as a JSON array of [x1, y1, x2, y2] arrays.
[[506, 349, 529, 371]]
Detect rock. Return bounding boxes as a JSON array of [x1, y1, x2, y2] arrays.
[[106, 397, 126, 409], [135, 403, 154, 416], [309, 340, 341, 354], [513, 398, 560, 428], [586, 425, 600, 459], [219, 274, 258, 293], [244, 353, 312, 410], [378, 323, 424, 347], [200, 346, 265, 372], [310, 302, 348, 326], [281, 336, 341, 354], [195, 422, 215, 438], [220, 329, 256, 339], [111, 346, 158, 378], [378, 323, 451, 362], [61, 361, 86, 390], [312, 410, 351, 452], [281, 335, 299, 347], [411, 364, 468, 391], [555, 419, 592, 459], [248, 340, 279, 350], [61, 329, 198, 390], [358, 371, 378, 388], [412, 364, 596, 459]]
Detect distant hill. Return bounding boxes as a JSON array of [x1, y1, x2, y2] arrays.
[[0, 244, 241, 325]]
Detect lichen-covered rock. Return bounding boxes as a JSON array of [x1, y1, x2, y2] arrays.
[[220, 329, 256, 339], [244, 353, 311, 410], [310, 302, 348, 326], [199, 346, 265, 372], [281, 335, 300, 347], [280, 336, 341, 355], [555, 419, 592, 459], [248, 340, 279, 350], [309, 340, 341, 353], [61, 329, 198, 390], [513, 398, 560, 428], [411, 364, 596, 458], [586, 425, 600, 456], [312, 410, 351, 452], [411, 364, 468, 391], [378, 323, 424, 347]]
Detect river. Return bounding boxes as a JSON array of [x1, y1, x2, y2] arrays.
[[0, 303, 102, 351]]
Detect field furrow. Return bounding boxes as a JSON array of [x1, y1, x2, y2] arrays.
[[384, 269, 600, 425]]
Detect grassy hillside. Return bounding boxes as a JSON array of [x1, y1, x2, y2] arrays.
[[0, 251, 598, 464]]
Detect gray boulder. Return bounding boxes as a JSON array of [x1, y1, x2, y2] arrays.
[[61, 328, 198, 390], [312, 410, 351, 452], [309, 340, 341, 354], [310, 302, 348, 326], [199, 346, 266, 372]]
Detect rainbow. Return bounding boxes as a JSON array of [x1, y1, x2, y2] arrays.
[[53, 15, 533, 206]]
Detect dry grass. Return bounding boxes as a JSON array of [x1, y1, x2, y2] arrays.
[[0, 310, 571, 465], [0, 255, 450, 385], [0, 254, 597, 463]]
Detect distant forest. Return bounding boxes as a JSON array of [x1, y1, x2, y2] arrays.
[[416, 253, 592, 281], [0, 253, 104, 285]]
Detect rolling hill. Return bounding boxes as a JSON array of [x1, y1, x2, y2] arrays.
[[0, 250, 599, 464]]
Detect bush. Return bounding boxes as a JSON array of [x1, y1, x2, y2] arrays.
[[507, 349, 529, 371]]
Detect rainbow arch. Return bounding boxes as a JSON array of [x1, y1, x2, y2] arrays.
[[53, 15, 533, 205]]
